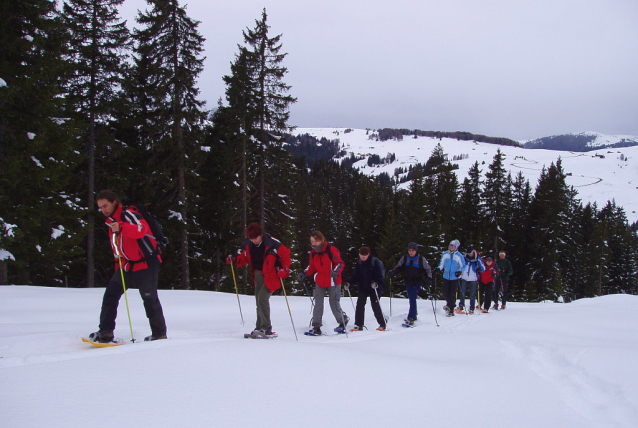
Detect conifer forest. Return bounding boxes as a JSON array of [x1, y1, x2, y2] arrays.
[[2, 0, 637, 301]]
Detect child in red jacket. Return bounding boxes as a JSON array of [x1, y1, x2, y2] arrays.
[[479, 256, 500, 313]]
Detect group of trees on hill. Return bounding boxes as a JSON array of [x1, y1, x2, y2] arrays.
[[2, 1, 636, 302]]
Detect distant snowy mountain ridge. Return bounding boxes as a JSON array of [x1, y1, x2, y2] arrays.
[[523, 131, 638, 151], [291, 128, 638, 223]]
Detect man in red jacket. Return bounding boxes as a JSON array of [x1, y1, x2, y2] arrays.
[[228, 223, 291, 339], [89, 190, 167, 343]]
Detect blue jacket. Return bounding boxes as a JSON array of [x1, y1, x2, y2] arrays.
[[460, 252, 485, 282], [438, 250, 464, 280]]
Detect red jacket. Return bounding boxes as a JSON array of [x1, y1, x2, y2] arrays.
[[106, 204, 161, 272], [304, 242, 344, 288], [479, 261, 499, 284], [234, 234, 291, 292]]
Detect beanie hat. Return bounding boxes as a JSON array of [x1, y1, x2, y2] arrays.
[[449, 239, 460, 248], [466, 245, 474, 253], [408, 242, 418, 251]]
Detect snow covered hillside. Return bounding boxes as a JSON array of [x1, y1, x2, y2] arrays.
[[293, 128, 638, 223], [1, 285, 637, 428]]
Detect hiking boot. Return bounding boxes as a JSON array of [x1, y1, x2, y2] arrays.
[[406, 318, 415, 326], [338, 314, 350, 329], [311, 326, 322, 335], [468, 308, 475, 314], [144, 334, 167, 341], [350, 325, 363, 332], [501, 304, 506, 310], [88, 330, 114, 343], [443, 305, 450, 315], [481, 309, 489, 313], [376, 326, 386, 331]]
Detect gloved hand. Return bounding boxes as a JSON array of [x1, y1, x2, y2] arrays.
[[387, 270, 395, 279], [277, 268, 289, 279], [455, 271, 461, 278], [371, 282, 378, 289], [440, 268, 445, 275], [226, 255, 235, 265], [297, 272, 307, 281], [494, 272, 499, 278], [330, 270, 338, 278]]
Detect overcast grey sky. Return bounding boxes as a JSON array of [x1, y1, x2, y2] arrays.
[[120, 0, 638, 141]]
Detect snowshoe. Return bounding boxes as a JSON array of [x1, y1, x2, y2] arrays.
[[304, 327, 322, 336], [350, 326, 363, 332], [88, 330, 114, 344], [454, 308, 464, 314], [334, 326, 347, 334], [376, 326, 387, 331], [144, 334, 167, 341]]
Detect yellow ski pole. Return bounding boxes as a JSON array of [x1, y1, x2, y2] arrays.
[[229, 260, 245, 325], [112, 232, 135, 343], [280, 278, 298, 341]]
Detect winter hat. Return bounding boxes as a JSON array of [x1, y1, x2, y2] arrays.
[[359, 246, 371, 255], [466, 245, 474, 253], [449, 239, 460, 249], [408, 242, 418, 251]]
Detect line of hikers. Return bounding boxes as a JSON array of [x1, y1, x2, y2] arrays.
[[87, 189, 512, 343], [228, 224, 514, 339]]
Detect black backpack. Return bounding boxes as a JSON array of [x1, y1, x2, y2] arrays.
[[126, 204, 168, 254]]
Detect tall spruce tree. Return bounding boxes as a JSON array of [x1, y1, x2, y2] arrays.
[[482, 149, 509, 252], [133, 0, 207, 289], [0, 0, 84, 285], [524, 160, 571, 301], [62, 0, 130, 288], [239, 8, 297, 228], [457, 162, 483, 247], [599, 201, 636, 295]]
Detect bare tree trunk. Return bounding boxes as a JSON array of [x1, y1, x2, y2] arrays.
[[87, 121, 95, 288]]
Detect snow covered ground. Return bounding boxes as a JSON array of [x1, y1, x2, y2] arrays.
[[293, 128, 638, 222], [1, 285, 636, 428]]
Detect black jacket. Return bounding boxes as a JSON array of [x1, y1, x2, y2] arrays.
[[348, 257, 384, 295]]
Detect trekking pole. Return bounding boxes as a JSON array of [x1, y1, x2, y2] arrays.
[[112, 232, 135, 343], [346, 286, 356, 312], [280, 278, 298, 342], [301, 278, 315, 314], [430, 277, 439, 327], [229, 261, 245, 326], [373, 286, 389, 326], [389, 278, 393, 316], [334, 278, 349, 337]]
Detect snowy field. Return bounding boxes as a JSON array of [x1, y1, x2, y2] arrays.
[[1, 285, 637, 428], [293, 128, 638, 222]]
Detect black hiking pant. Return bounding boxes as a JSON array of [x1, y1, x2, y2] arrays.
[[99, 258, 167, 336], [442, 278, 459, 310], [480, 281, 494, 311], [354, 292, 386, 328]]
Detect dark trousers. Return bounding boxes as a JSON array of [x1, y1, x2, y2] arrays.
[[442, 279, 459, 310], [354, 292, 386, 328], [494, 278, 509, 306], [99, 258, 166, 336], [479, 281, 494, 310], [406, 284, 421, 320]]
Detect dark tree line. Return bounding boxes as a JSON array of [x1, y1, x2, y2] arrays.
[[1, 2, 636, 302]]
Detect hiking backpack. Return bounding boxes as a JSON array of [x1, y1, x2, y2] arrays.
[[126, 204, 168, 254]]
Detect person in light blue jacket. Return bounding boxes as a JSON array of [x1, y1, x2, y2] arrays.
[[457, 245, 485, 314], [438, 239, 464, 316]]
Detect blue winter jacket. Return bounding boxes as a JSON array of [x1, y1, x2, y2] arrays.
[[460, 252, 485, 282], [438, 250, 464, 280]]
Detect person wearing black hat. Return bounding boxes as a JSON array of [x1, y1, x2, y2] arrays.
[[387, 242, 432, 326]]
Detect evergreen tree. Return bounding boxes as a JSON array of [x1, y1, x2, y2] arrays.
[[132, 0, 207, 289], [482, 149, 509, 252], [0, 0, 84, 285], [524, 160, 571, 301], [62, 0, 130, 288], [239, 8, 297, 227], [505, 172, 531, 300], [457, 162, 483, 247], [600, 201, 636, 295], [424, 144, 458, 245]]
